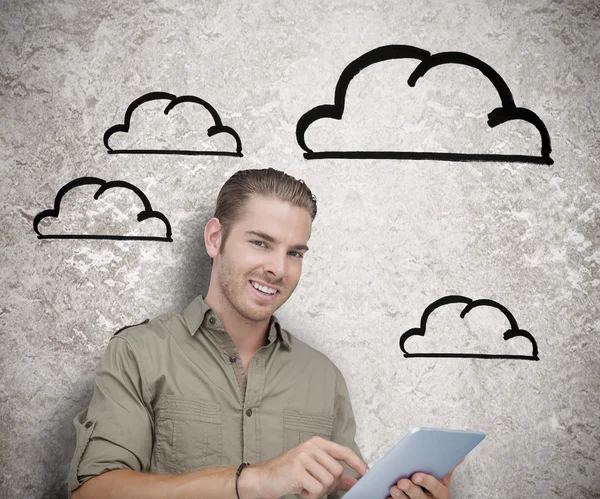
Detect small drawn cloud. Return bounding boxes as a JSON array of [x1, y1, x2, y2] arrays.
[[33, 176, 173, 242], [399, 295, 539, 360], [297, 45, 553, 165], [104, 91, 243, 157]]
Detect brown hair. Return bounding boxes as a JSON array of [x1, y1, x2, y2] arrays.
[[213, 168, 317, 247]]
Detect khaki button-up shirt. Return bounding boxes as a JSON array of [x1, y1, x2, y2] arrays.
[[67, 296, 364, 498]]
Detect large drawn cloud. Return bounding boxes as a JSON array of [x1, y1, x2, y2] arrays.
[[33, 177, 173, 241], [399, 295, 539, 360], [297, 45, 553, 165], [104, 91, 243, 156]]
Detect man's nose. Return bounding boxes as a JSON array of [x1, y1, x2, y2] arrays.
[[264, 250, 286, 278]]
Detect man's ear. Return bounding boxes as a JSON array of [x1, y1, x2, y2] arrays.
[[204, 218, 222, 258]]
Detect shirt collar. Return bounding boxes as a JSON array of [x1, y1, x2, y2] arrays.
[[182, 295, 292, 350]]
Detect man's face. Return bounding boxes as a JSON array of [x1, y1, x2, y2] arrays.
[[213, 195, 312, 323]]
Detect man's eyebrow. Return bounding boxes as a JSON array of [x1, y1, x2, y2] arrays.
[[246, 230, 277, 243], [245, 230, 309, 252], [291, 243, 309, 252]]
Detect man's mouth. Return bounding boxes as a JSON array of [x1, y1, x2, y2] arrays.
[[250, 280, 279, 295]]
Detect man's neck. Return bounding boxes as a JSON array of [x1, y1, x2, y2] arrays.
[[204, 293, 270, 358]]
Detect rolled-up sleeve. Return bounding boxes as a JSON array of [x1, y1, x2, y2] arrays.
[[67, 336, 154, 497], [328, 369, 365, 499]]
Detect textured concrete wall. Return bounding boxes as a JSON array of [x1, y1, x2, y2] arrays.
[[1, 0, 599, 498]]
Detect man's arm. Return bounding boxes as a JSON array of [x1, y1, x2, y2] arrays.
[[71, 466, 254, 499], [327, 367, 366, 499], [67, 335, 155, 497], [72, 437, 368, 499]]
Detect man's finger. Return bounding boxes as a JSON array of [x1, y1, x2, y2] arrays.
[[303, 456, 338, 493], [311, 445, 346, 482], [440, 468, 455, 488], [440, 460, 463, 487], [392, 478, 427, 498], [337, 474, 358, 492], [387, 488, 410, 499], [411, 473, 446, 498], [440, 459, 464, 487], [298, 468, 327, 499], [310, 437, 368, 477]]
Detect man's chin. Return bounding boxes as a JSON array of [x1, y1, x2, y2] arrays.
[[240, 311, 273, 323], [243, 300, 283, 322]]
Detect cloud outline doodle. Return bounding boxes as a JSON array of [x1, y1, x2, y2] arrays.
[[399, 295, 540, 360], [104, 91, 243, 157], [296, 45, 553, 165], [33, 176, 173, 242]]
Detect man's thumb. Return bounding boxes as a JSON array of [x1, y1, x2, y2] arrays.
[[336, 475, 359, 492]]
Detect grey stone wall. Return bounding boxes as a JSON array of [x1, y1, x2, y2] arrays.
[[1, 0, 598, 498]]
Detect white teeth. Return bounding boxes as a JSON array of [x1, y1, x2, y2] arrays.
[[251, 281, 277, 295]]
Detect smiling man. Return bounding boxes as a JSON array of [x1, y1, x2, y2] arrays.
[[68, 168, 457, 499]]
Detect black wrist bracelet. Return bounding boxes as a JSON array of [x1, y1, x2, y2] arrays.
[[235, 462, 250, 499]]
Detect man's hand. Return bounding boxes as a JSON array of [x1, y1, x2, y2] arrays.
[[243, 436, 368, 499], [385, 460, 463, 499]]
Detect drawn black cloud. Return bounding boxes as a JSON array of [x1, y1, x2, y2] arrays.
[[297, 45, 553, 165], [399, 295, 539, 360], [33, 176, 173, 241], [104, 91, 243, 156]]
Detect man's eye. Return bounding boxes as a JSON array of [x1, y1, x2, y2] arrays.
[[252, 240, 266, 248], [289, 251, 304, 258]]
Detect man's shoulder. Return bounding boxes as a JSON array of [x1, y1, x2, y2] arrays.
[[109, 308, 184, 348], [281, 327, 343, 376], [112, 318, 151, 337]]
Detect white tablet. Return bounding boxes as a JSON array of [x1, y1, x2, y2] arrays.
[[344, 427, 486, 499]]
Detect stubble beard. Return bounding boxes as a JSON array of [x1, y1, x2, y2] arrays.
[[217, 250, 279, 323]]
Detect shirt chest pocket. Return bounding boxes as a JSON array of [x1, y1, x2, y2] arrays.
[[154, 396, 223, 473], [283, 409, 334, 451]]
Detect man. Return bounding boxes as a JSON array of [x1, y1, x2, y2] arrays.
[[68, 168, 458, 499]]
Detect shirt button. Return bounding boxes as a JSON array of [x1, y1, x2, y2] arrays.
[[84, 421, 92, 428], [246, 408, 253, 417], [229, 355, 237, 363], [209, 317, 216, 325]]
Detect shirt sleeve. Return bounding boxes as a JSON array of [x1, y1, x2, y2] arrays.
[[66, 336, 154, 497], [328, 368, 365, 499]]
